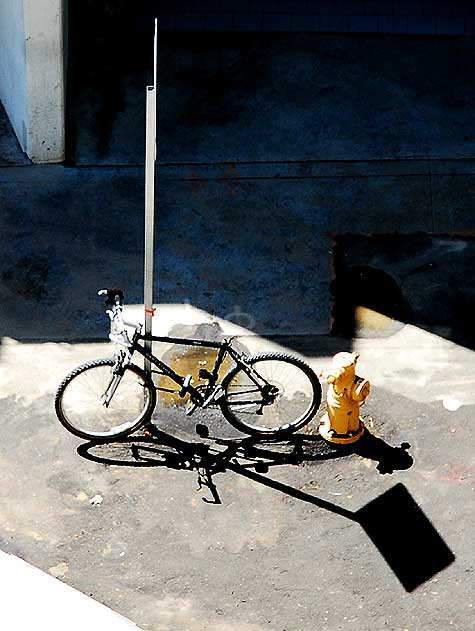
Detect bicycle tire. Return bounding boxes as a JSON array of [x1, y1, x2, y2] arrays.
[[219, 353, 322, 436], [55, 359, 156, 440]]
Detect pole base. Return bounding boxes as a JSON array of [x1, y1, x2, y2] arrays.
[[318, 419, 365, 444]]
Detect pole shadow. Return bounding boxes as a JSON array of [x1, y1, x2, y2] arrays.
[[77, 424, 454, 592]]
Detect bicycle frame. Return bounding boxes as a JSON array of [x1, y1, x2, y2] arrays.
[[126, 330, 270, 408], [104, 295, 273, 410], [55, 293, 321, 441]]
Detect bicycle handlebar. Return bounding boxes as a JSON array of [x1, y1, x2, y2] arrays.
[[98, 288, 124, 307], [98, 288, 142, 338]]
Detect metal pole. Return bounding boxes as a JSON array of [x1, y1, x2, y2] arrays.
[[144, 19, 158, 375]]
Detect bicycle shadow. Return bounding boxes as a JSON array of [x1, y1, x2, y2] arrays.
[[76, 424, 454, 592], [76, 423, 414, 491], [77, 425, 352, 505]]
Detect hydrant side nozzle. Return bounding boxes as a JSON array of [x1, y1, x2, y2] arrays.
[[352, 378, 370, 402]]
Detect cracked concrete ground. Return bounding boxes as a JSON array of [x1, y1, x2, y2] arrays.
[[0, 315, 474, 630]]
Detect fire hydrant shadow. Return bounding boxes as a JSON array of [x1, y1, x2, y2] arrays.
[[343, 429, 413, 474]]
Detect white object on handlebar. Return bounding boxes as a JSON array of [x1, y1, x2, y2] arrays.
[[101, 291, 141, 350]]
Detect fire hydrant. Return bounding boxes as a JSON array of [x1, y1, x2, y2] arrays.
[[318, 352, 370, 444]]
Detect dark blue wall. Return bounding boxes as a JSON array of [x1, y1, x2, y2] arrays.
[[67, 29, 475, 165], [148, 1, 475, 36], [1, 158, 474, 348], [1, 2, 475, 348]]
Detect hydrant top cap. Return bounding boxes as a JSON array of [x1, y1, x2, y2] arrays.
[[332, 351, 359, 368]]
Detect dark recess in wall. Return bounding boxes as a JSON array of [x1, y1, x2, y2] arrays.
[[332, 234, 475, 351]]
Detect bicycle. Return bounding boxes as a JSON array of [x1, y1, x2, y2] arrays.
[[55, 289, 322, 440]]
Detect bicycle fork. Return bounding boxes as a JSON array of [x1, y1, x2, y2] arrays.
[[101, 372, 123, 407], [101, 363, 147, 408]]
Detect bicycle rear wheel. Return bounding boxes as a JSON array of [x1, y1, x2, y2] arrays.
[[220, 353, 321, 435], [55, 359, 156, 440]]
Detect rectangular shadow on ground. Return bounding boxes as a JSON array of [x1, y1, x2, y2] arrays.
[[355, 483, 455, 593], [234, 466, 454, 593]]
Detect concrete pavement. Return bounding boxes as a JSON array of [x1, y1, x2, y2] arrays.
[[0, 312, 474, 630]]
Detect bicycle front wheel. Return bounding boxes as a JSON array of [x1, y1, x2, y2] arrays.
[[55, 359, 156, 440], [220, 353, 322, 435]]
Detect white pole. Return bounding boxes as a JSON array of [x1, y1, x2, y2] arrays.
[[144, 19, 158, 375]]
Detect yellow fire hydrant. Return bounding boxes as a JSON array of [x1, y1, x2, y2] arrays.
[[318, 352, 370, 444]]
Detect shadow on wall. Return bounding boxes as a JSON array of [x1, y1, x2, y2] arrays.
[[0, 100, 31, 166], [331, 234, 475, 352]]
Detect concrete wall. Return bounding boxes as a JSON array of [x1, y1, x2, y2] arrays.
[[2, 6, 475, 350], [1, 158, 475, 353], [23, 0, 65, 163], [155, 0, 475, 35], [0, 0, 64, 162], [67, 31, 475, 165], [0, 0, 28, 149]]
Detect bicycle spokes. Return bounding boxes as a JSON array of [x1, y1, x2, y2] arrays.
[[221, 355, 320, 434]]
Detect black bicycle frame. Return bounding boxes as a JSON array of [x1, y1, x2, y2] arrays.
[[127, 331, 270, 406], [129, 333, 241, 404]]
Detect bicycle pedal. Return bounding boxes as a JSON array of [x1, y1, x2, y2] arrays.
[[213, 387, 225, 401], [143, 423, 155, 437], [179, 374, 192, 397], [185, 401, 198, 416], [203, 386, 225, 407]]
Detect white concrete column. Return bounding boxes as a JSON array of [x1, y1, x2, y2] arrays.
[[0, 0, 65, 163], [0, 0, 28, 148], [23, 0, 65, 162]]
